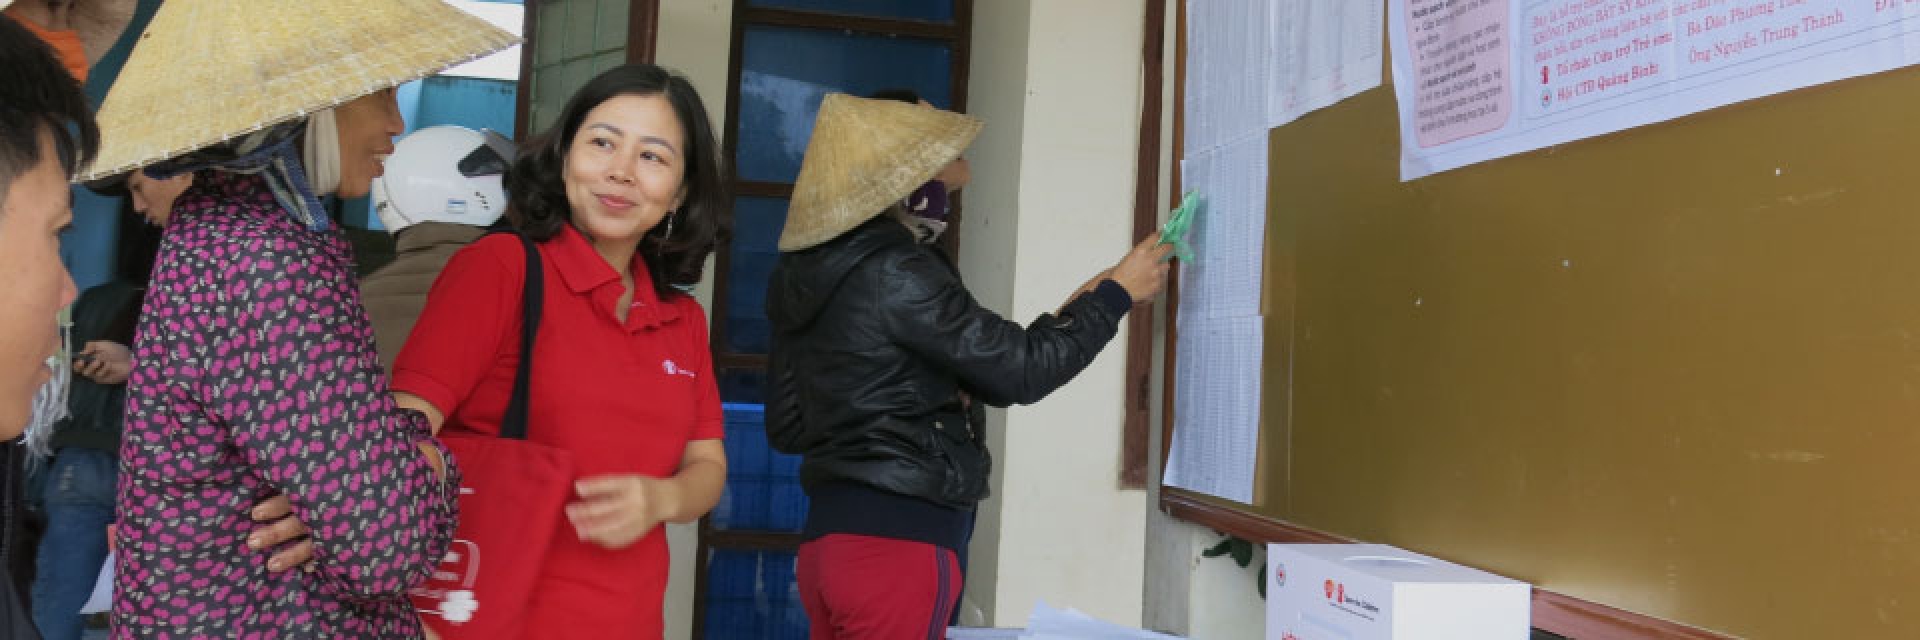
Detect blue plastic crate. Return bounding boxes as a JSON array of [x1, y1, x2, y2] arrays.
[[716, 403, 809, 531], [724, 196, 786, 354], [703, 549, 809, 640]]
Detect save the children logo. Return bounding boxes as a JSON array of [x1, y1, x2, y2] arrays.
[[662, 359, 697, 378], [1324, 578, 1381, 619], [439, 590, 479, 623], [411, 539, 482, 624]]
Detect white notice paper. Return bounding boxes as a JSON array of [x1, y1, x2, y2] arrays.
[[1174, 0, 1272, 506], [1186, 0, 1273, 155], [1269, 0, 1386, 127], [1176, 134, 1268, 322], [1165, 315, 1263, 505], [1390, 0, 1920, 179]]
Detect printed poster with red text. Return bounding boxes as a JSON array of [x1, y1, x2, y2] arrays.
[[1390, 0, 1920, 179]]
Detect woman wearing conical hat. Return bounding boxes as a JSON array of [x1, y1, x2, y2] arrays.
[[764, 94, 1171, 638], [79, 1, 515, 636]]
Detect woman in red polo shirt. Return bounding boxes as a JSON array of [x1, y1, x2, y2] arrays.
[[390, 64, 730, 639]]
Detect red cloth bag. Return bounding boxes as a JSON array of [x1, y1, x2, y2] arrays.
[[409, 232, 572, 639]]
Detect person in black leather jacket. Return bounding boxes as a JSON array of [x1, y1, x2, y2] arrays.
[[765, 93, 1171, 638]]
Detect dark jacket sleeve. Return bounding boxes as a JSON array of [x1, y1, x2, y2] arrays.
[[765, 340, 808, 454], [58, 282, 141, 448], [880, 249, 1131, 407]]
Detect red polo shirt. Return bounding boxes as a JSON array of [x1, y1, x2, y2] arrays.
[[393, 224, 723, 639]]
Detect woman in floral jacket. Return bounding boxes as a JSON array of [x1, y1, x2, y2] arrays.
[[85, 0, 516, 636]]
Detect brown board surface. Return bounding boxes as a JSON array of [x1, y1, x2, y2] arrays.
[[1249, 59, 1920, 638]]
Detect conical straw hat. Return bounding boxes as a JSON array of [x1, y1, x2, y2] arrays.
[[80, 0, 517, 181], [778, 93, 982, 252]]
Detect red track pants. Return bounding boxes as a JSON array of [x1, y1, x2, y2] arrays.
[[797, 534, 963, 640]]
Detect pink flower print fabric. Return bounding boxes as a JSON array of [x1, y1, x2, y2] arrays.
[[115, 170, 460, 638]]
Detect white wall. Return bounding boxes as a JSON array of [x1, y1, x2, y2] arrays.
[[955, 0, 1031, 623], [655, 3, 732, 639], [1147, 513, 1268, 639], [960, 0, 1152, 629], [656, 0, 733, 122]]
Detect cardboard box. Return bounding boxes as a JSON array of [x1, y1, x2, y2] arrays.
[[1267, 544, 1529, 640]]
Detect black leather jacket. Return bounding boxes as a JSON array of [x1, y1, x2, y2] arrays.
[[52, 280, 143, 453], [766, 218, 1130, 508]]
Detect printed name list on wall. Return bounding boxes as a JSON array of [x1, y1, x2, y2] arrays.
[[1390, 0, 1920, 179], [1269, 0, 1385, 127]]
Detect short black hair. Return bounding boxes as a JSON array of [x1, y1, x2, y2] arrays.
[[507, 64, 730, 299], [0, 15, 100, 209]]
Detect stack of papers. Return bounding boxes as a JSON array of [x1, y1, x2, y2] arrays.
[[948, 602, 1183, 639]]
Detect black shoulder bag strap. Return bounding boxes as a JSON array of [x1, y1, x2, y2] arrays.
[[499, 231, 543, 441]]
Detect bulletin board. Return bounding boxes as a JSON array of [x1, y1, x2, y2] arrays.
[[1164, 7, 1920, 638]]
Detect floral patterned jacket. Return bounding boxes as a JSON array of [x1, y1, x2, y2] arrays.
[[115, 170, 459, 638]]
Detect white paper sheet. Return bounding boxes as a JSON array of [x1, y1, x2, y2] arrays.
[[946, 628, 1028, 639], [79, 551, 113, 615], [1269, 0, 1387, 126], [1024, 601, 1185, 639], [1185, 134, 1269, 322], [1391, 0, 1920, 179], [1186, 0, 1274, 155], [1174, 1, 1273, 505], [1166, 140, 1266, 504], [1165, 315, 1264, 505]]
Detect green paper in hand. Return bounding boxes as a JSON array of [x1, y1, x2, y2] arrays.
[[1159, 190, 1200, 262]]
